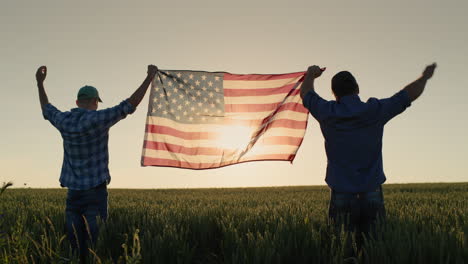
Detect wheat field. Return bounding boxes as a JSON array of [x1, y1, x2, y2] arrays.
[[0, 183, 466, 263]]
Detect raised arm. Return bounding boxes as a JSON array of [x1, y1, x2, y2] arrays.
[[36, 66, 49, 110], [128, 65, 159, 108], [300, 65, 325, 99], [403, 63, 437, 102]]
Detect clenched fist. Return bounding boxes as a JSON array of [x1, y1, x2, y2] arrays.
[[36, 66, 47, 83], [306, 65, 326, 79], [147, 65, 159, 78], [422, 63, 437, 80]]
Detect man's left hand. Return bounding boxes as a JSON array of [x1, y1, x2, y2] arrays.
[[147, 65, 159, 79], [306, 65, 325, 79]]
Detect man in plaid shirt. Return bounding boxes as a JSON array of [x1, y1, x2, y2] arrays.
[[36, 65, 158, 263]]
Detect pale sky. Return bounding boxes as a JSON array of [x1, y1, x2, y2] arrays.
[[1, 0, 467, 188]]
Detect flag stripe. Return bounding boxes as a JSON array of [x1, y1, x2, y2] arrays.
[[224, 110, 307, 120], [146, 125, 216, 140], [146, 115, 307, 131], [146, 109, 307, 124], [144, 128, 305, 149], [143, 146, 298, 162], [145, 141, 233, 156], [259, 136, 303, 146], [226, 102, 305, 113], [223, 76, 304, 89], [142, 154, 295, 169], [224, 83, 298, 97], [224, 89, 301, 104], [223, 72, 305, 81], [146, 116, 307, 133], [144, 136, 302, 156], [144, 127, 305, 146]]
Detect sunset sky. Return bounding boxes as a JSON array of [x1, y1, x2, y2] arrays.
[[1, 0, 467, 188]]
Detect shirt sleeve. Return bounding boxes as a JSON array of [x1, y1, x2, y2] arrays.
[[87, 99, 136, 129], [377, 90, 412, 124], [302, 90, 331, 122], [42, 103, 62, 128]]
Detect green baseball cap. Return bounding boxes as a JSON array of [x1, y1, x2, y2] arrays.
[[77, 85, 103, 102]]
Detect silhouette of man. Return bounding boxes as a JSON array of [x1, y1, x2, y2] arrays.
[[300, 64, 437, 245], [36, 64, 158, 263]]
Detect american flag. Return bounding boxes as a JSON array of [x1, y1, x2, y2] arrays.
[[141, 70, 309, 169]]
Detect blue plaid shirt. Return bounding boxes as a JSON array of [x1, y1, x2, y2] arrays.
[[303, 90, 411, 193], [43, 100, 135, 190]]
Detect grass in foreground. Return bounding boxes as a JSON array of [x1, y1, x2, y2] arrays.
[[0, 183, 467, 263]]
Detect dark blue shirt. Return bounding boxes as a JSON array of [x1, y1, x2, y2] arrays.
[[303, 90, 411, 193]]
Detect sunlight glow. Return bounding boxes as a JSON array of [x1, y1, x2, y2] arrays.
[[216, 126, 253, 150]]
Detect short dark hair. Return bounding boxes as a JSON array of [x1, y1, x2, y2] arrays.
[[331, 71, 359, 99]]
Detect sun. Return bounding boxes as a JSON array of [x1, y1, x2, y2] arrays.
[[216, 126, 253, 150]]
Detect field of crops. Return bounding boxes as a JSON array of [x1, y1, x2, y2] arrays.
[[0, 183, 467, 264]]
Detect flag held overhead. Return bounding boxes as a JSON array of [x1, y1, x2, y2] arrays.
[[141, 70, 309, 169]]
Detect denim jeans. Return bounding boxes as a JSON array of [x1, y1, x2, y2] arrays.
[[328, 186, 386, 239], [66, 182, 108, 262]]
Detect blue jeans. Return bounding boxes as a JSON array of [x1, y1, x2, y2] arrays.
[[328, 186, 386, 238], [66, 183, 108, 261]]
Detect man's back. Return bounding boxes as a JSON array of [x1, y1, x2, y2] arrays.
[[303, 90, 411, 192], [36, 65, 158, 263], [299, 64, 435, 251], [43, 100, 135, 190]]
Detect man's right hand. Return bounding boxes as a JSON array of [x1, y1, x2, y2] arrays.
[[36, 66, 47, 83], [129, 65, 159, 108], [306, 65, 325, 79], [300, 65, 325, 99], [422, 63, 437, 80], [147, 65, 158, 79]]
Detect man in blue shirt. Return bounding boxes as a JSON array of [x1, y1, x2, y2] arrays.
[[300, 64, 436, 245], [36, 64, 158, 263]]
